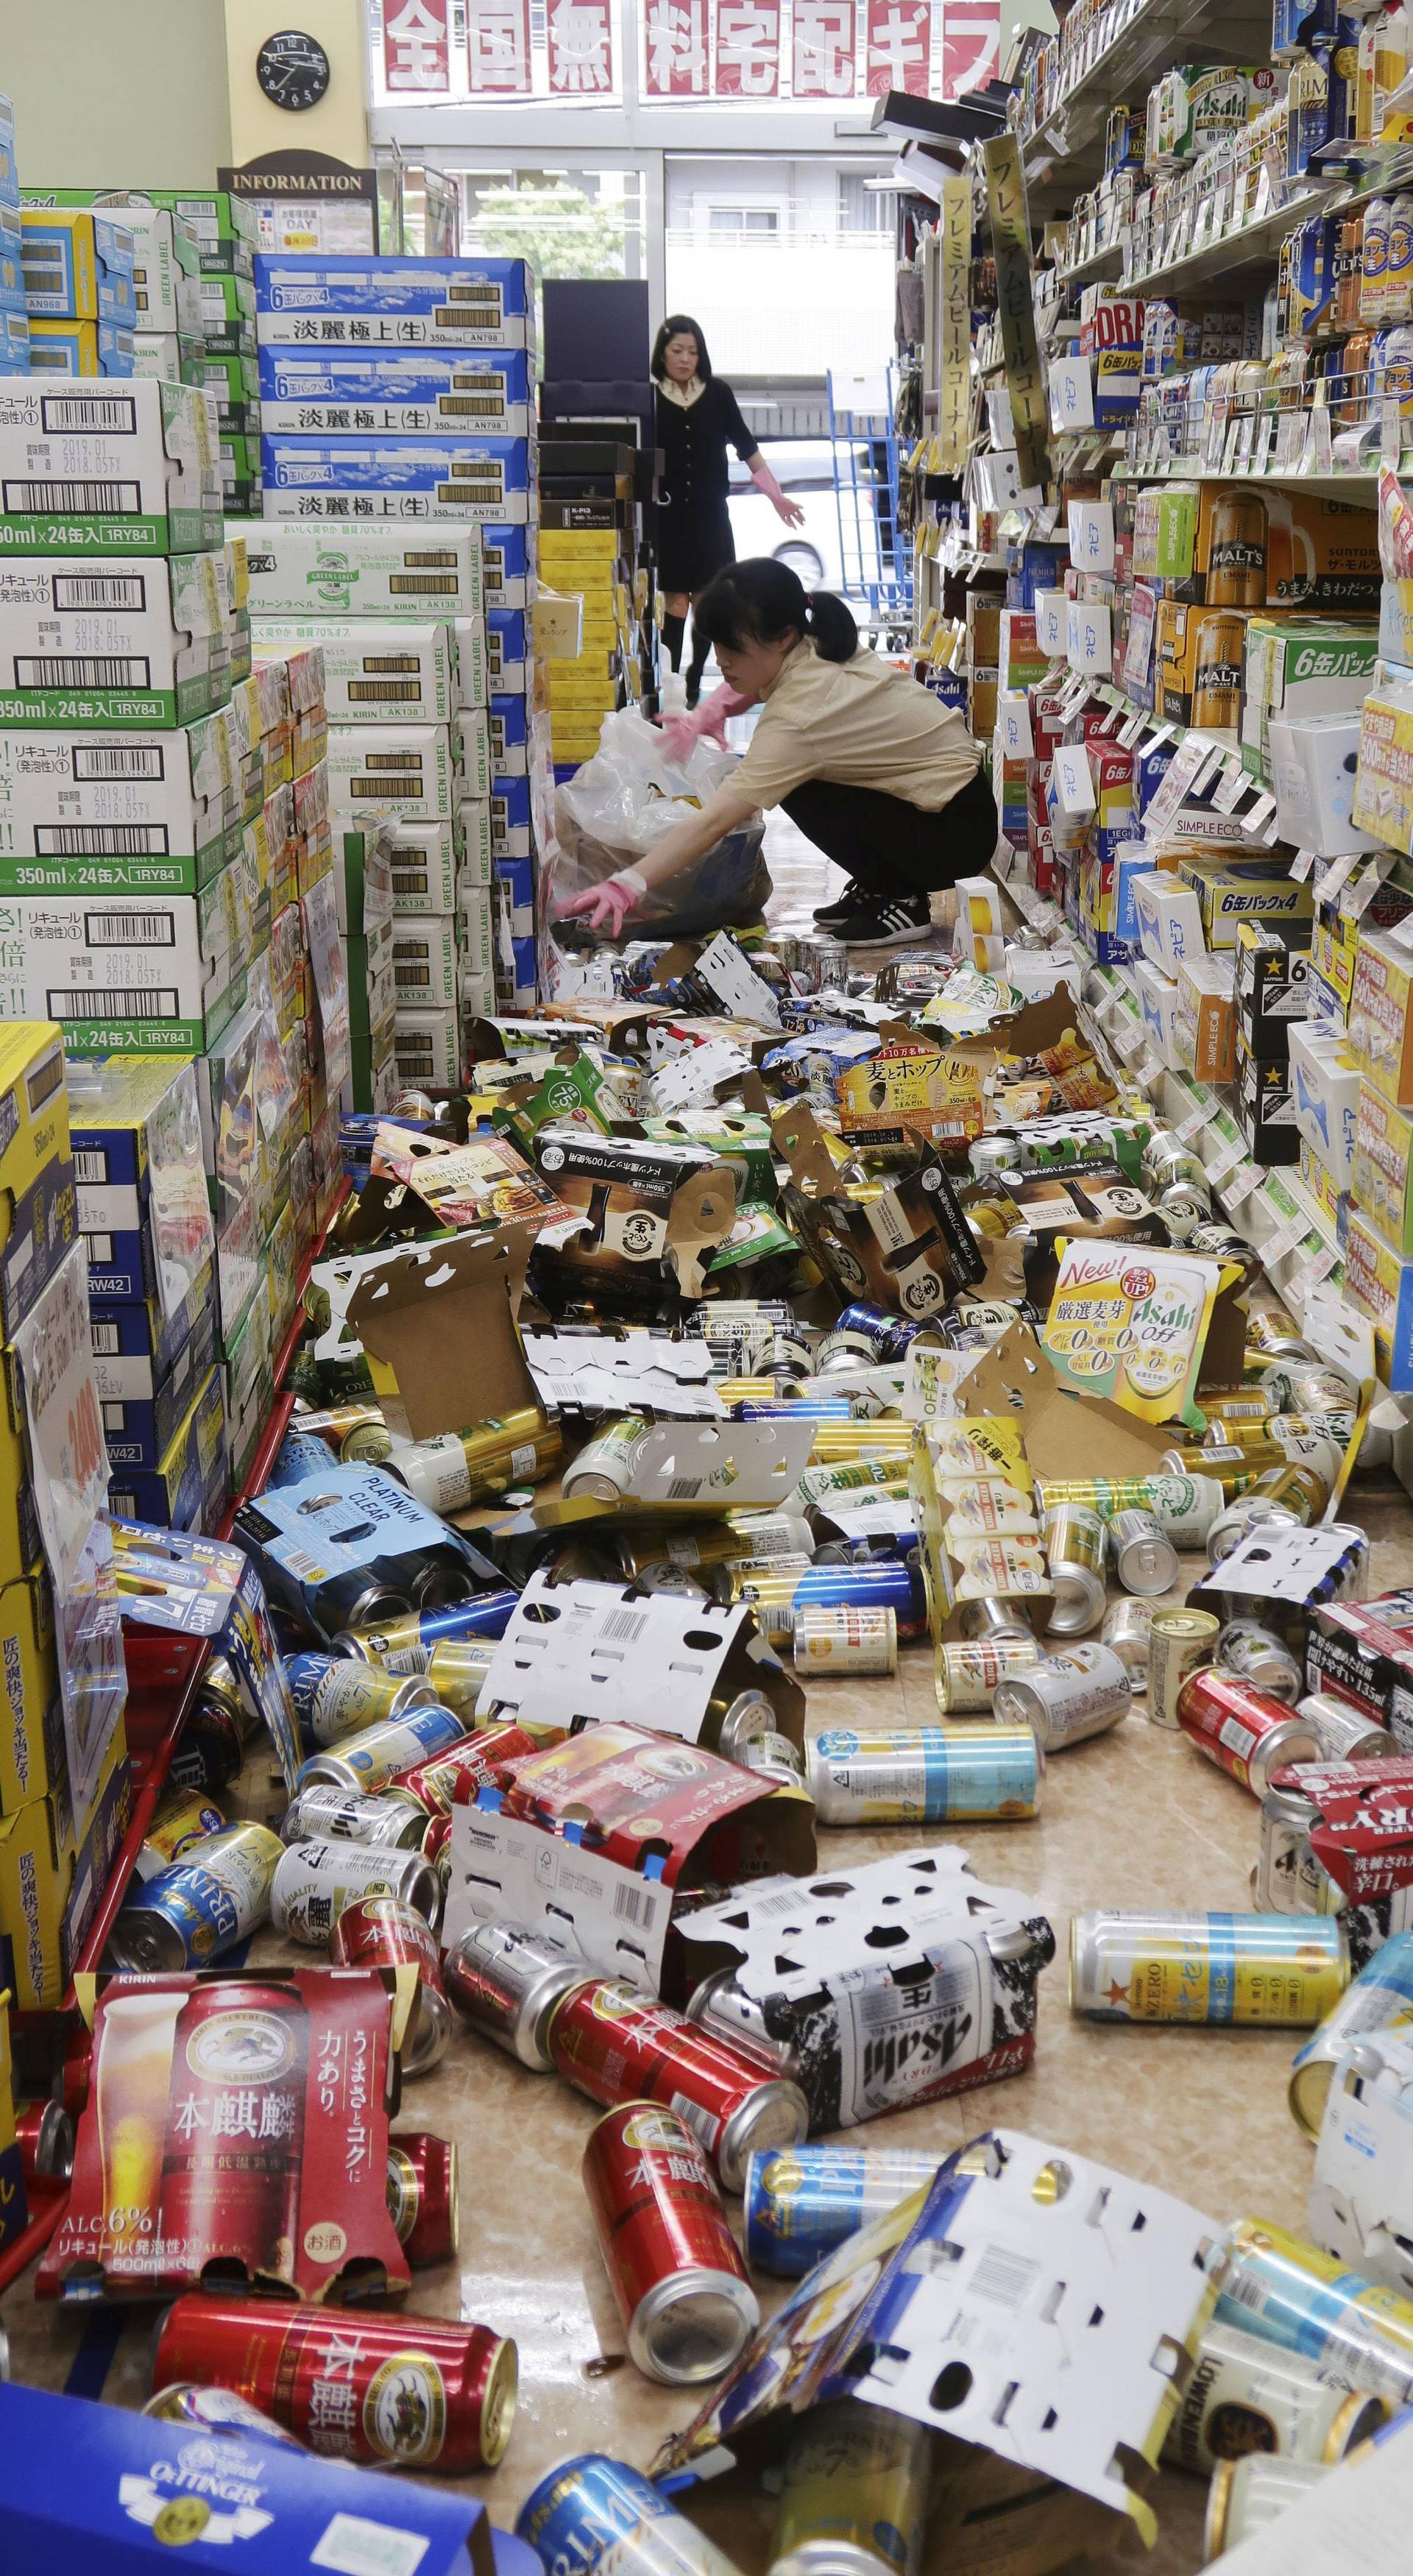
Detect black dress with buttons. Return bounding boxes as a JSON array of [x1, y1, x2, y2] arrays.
[[656, 378, 757, 592]]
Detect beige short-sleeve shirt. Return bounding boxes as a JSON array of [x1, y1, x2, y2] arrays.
[[731, 638, 982, 813]]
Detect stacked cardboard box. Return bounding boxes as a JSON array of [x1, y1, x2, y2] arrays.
[[20, 205, 134, 379], [0, 96, 27, 375]]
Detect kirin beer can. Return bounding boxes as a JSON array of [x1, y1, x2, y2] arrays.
[[295, 1702, 468, 1797], [518, 2457, 745, 2576], [548, 1979, 809, 2190], [581, 2102, 758, 2383], [399, 1722, 542, 1818], [151, 2294, 517, 2470], [109, 1824, 285, 1971], [772, 2399, 931, 2576], [159, 1981, 307, 2281], [933, 1634, 1041, 1711], [743, 2143, 941, 2276], [286, 1655, 436, 1747], [336, 1596, 518, 1669], [133, 1788, 226, 1882], [142, 2383, 305, 2446], [330, 1895, 453, 2076], [386, 2131, 459, 2267], [1290, 1930, 1413, 2137], [270, 1841, 442, 1947]]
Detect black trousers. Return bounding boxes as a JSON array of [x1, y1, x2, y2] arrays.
[[780, 762, 997, 898]]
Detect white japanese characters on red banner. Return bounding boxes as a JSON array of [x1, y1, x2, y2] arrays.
[[466, 0, 533, 91], [713, 0, 780, 94], [643, 0, 710, 91], [865, 0, 930, 93], [383, 0, 451, 90], [548, 0, 615, 89], [940, 0, 999, 98], [791, 0, 857, 94]]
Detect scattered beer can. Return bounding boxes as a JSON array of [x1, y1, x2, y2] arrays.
[[581, 2102, 758, 2383]]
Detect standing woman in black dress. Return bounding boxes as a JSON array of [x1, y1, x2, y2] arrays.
[[653, 314, 805, 707]]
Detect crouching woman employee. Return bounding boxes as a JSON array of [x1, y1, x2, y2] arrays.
[[558, 559, 1000, 949]]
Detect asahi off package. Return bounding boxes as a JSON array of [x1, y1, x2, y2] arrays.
[[0, 378, 221, 553]]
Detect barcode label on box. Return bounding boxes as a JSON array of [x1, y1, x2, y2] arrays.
[[49, 986, 178, 1017], [73, 743, 165, 780], [39, 394, 138, 434], [52, 573, 147, 610], [90, 1320, 120, 1354], [969, 2244, 1043, 2310], [3, 478, 141, 514], [437, 481, 500, 506], [599, 1607, 650, 1644], [82, 1231, 114, 1264], [84, 912, 175, 946], [15, 656, 152, 688], [36, 824, 169, 854], [74, 1149, 107, 1184], [612, 1878, 654, 1925]]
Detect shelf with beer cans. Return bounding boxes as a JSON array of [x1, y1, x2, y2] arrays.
[[1121, 177, 1342, 307], [1019, 0, 1277, 208]]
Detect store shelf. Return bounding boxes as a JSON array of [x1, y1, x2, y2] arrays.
[[1020, 0, 1275, 207], [1055, 238, 1125, 289], [1123, 180, 1339, 305], [1123, 461, 1381, 499]]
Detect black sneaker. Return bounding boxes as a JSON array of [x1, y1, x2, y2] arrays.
[[813, 879, 863, 925], [831, 891, 934, 949]]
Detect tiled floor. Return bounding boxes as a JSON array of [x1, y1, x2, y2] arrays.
[[3, 823, 1395, 2575]]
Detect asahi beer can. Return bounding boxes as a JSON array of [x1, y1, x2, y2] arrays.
[[1147, 1607, 1220, 1729], [772, 2400, 930, 2576], [1298, 1691, 1399, 1763], [1218, 1618, 1303, 1702], [1070, 1912, 1348, 2025], [1205, 2455, 1329, 2561], [547, 1979, 809, 2191], [1289, 1931, 1413, 2137], [992, 1643, 1131, 1751], [142, 2383, 305, 2447], [1101, 1599, 1153, 1691], [581, 2102, 758, 2384], [287, 1653, 437, 1747], [743, 2143, 941, 2276], [295, 1701, 468, 1798], [934, 1634, 1041, 1712], [1109, 1509, 1180, 1596], [152, 2293, 517, 2470], [336, 1594, 519, 1670], [1177, 1668, 1320, 1794], [562, 1416, 651, 1501], [331, 1894, 452, 2075], [1217, 2219, 1413, 2405], [1041, 1504, 1108, 1635], [806, 1724, 1042, 1823], [280, 1784, 428, 1851], [386, 2131, 459, 2267], [443, 1919, 588, 2070], [518, 2457, 746, 2576], [270, 1839, 443, 1947], [133, 1788, 226, 1883], [1255, 1786, 1338, 1919], [390, 1412, 562, 1512], [793, 1606, 898, 1674], [1165, 2317, 1385, 2474], [109, 1824, 285, 1972]]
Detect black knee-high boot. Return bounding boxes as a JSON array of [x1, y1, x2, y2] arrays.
[[662, 612, 685, 673], [684, 634, 709, 708]]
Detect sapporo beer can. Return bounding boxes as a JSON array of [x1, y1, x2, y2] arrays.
[[109, 1824, 286, 1971], [386, 2131, 460, 2266], [270, 1841, 442, 1948], [1164, 2317, 1385, 2473], [422, 1641, 498, 1711], [287, 1654, 436, 1747], [331, 1894, 453, 2076], [336, 1595, 518, 1671], [743, 2143, 941, 2276], [562, 1416, 652, 1501], [772, 2399, 931, 2576], [1177, 1668, 1320, 1794], [295, 1702, 468, 1797], [1101, 1599, 1154, 1691], [1289, 1930, 1413, 2137], [133, 1788, 226, 1882], [1041, 1503, 1108, 1635], [1217, 2219, 1413, 2405], [934, 1634, 1041, 1712], [991, 1643, 1132, 1750], [159, 1981, 307, 2277], [443, 1921, 587, 2070], [517, 2456, 746, 2576], [151, 2293, 517, 2470], [806, 1724, 1041, 1823], [1069, 1911, 1348, 2025], [279, 1783, 428, 1851], [548, 1980, 809, 2190], [143, 2383, 305, 2446], [581, 2102, 758, 2383], [1147, 1607, 1220, 1730]]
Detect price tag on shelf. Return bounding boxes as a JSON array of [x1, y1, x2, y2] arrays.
[[1300, 1246, 1340, 1298], [1142, 732, 1211, 837], [1225, 1161, 1263, 1204], [1244, 790, 1280, 841], [1383, 394, 1404, 467], [1212, 759, 1250, 814], [1315, 847, 1362, 905], [1289, 846, 1318, 882], [1206, 1136, 1245, 1184], [1306, 401, 1335, 475], [1387, 905, 1413, 953], [1263, 1216, 1309, 1264], [993, 836, 1019, 882], [1175, 1105, 1209, 1146]]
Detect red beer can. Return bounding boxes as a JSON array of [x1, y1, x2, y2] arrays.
[[151, 2293, 517, 2470], [406, 1722, 541, 1814], [15, 2098, 74, 2186], [1176, 1668, 1320, 1796], [386, 2131, 460, 2268], [582, 2101, 758, 2383], [160, 1982, 306, 2280], [422, 1812, 452, 1880], [548, 1978, 807, 2190], [329, 1895, 452, 2077]]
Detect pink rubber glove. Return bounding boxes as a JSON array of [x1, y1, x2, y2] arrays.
[[751, 459, 806, 529], [655, 683, 751, 763], [556, 868, 647, 937]]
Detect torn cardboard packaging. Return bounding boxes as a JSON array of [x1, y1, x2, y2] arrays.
[[531, 1130, 737, 1302], [475, 1573, 806, 1756], [344, 1227, 546, 1446]]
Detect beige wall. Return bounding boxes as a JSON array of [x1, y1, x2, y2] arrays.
[[5, 0, 232, 186], [224, 0, 370, 168]]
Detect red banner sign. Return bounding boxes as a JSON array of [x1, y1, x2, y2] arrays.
[[790, 0, 857, 95], [865, 0, 930, 93], [643, 0, 709, 91], [940, 0, 999, 99], [548, 0, 615, 89], [382, 0, 451, 90], [713, 0, 781, 94], [466, 0, 533, 91]]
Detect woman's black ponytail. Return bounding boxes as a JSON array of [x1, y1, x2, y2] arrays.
[[693, 559, 858, 663], [804, 590, 858, 664]]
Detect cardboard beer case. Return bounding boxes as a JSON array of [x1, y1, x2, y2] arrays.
[[0, 377, 220, 554], [233, 517, 484, 620]]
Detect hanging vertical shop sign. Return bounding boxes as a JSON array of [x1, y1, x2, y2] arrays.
[[865, 0, 931, 95], [643, 0, 710, 91], [548, 0, 615, 91], [791, 0, 857, 96], [941, 0, 1000, 99], [382, 0, 452, 91], [938, 172, 971, 472], [466, 0, 534, 91], [713, 0, 781, 95], [984, 131, 1050, 495]]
